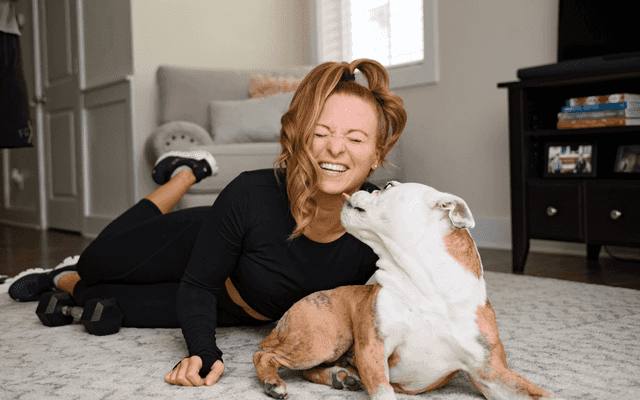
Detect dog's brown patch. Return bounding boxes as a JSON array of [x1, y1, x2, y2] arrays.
[[388, 350, 401, 368], [443, 228, 482, 279], [453, 203, 464, 217]]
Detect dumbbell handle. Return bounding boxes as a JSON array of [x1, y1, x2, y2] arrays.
[[59, 305, 84, 320]]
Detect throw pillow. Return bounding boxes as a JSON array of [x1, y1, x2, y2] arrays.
[[209, 91, 295, 144], [249, 75, 301, 99]]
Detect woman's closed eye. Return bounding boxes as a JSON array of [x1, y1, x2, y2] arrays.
[[314, 133, 365, 143], [346, 132, 368, 143]]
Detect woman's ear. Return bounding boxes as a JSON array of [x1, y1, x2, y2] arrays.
[[368, 156, 381, 177], [375, 149, 383, 169]]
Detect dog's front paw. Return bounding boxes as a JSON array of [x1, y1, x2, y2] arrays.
[[328, 367, 363, 391], [264, 382, 288, 399], [330, 372, 362, 391]]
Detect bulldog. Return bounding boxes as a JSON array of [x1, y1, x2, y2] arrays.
[[254, 182, 562, 400]]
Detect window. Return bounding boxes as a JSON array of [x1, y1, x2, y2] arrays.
[[313, 0, 439, 89]]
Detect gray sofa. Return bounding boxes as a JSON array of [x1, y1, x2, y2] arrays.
[[148, 65, 404, 209]]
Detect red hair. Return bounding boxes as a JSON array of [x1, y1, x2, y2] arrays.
[[275, 59, 407, 239]]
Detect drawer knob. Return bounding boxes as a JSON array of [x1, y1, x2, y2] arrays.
[[546, 206, 557, 217], [610, 210, 622, 220]]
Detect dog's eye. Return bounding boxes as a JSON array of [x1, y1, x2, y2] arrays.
[[383, 182, 394, 190], [355, 206, 366, 213]]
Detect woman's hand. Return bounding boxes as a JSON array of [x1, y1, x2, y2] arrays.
[[164, 355, 225, 386]]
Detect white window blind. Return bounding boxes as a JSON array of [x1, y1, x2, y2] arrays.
[[315, 0, 439, 89]]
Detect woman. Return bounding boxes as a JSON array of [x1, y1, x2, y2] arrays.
[[8, 58, 407, 387]]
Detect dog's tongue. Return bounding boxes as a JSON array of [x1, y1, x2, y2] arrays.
[[342, 193, 351, 202]]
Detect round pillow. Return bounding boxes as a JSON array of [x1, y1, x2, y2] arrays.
[[150, 121, 214, 161]]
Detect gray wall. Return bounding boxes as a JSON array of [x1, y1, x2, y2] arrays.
[[395, 1, 558, 250]]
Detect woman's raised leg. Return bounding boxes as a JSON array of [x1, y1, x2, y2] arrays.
[[145, 169, 197, 214], [53, 169, 196, 295], [8, 150, 216, 302]]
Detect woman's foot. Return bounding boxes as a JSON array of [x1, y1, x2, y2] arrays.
[[6, 256, 79, 302], [152, 150, 218, 185]]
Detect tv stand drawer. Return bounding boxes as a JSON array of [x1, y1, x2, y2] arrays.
[[528, 180, 585, 241], [586, 181, 640, 244]]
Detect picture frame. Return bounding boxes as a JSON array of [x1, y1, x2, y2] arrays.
[[544, 142, 597, 178], [614, 145, 640, 173]]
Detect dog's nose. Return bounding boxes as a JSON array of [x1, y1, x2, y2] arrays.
[[342, 193, 351, 202]]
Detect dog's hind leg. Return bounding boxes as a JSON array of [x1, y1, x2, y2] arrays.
[[468, 300, 558, 399]]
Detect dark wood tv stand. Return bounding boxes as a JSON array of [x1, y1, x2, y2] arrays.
[[498, 68, 640, 273]]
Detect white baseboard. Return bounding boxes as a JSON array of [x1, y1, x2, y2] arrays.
[[3, 214, 638, 260], [0, 218, 42, 230], [472, 217, 640, 259]]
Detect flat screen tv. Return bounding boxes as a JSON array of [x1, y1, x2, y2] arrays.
[[558, 0, 640, 62]]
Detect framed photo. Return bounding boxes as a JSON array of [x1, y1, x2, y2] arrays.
[[544, 143, 597, 178], [614, 145, 640, 173]]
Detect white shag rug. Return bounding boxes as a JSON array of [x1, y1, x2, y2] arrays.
[[1, 268, 639, 400]]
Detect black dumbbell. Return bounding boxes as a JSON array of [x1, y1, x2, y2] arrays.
[[36, 291, 124, 336]]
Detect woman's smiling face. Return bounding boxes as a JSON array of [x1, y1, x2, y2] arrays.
[[311, 93, 380, 197]]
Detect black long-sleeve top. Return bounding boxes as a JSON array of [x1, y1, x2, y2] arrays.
[[175, 169, 379, 376]]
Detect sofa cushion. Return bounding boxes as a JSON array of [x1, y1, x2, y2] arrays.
[[249, 75, 302, 98], [157, 65, 314, 131], [209, 92, 294, 144]]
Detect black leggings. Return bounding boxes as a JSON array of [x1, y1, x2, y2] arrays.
[[72, 199, 266, 329]]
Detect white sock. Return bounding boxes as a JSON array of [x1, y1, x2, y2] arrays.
[[53, 270, 76, 289], [170, 165, 192, 178]]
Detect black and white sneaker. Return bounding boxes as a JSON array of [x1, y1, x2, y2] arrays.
[[3, 255, 80, 302], [152, 150, 218, 185]]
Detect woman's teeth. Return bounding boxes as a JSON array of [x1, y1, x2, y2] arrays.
[[320, 163, 347, 173]]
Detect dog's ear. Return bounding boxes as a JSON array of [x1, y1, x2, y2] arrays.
[[433, 195, 475, 229]]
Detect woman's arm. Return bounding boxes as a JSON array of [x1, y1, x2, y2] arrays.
[[167, 173, 250, 386]]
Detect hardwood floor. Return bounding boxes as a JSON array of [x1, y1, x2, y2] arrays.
[[1, 223, 640, 290], [478, 245, 640, 290], [0, 224, 93, 279]]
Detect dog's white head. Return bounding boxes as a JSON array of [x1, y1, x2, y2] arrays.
[[341, 181, 474, 252]]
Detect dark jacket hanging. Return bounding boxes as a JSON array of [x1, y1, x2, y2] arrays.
[[0, 0, 33, 149]]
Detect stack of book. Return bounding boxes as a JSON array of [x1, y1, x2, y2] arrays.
[[557, 93, 640, 129]]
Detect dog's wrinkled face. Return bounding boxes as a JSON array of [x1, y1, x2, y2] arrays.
[[341, 181, 475, 249]]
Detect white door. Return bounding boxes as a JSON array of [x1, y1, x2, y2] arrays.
[[39, 0, 82, 232]]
